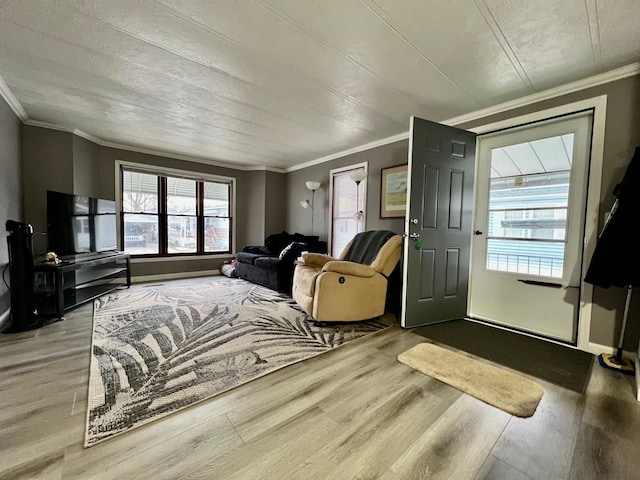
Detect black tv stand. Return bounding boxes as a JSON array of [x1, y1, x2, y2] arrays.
[[34, 251, 130, 318]]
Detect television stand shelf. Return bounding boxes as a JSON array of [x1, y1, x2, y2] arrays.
[[33, 251, 131, 318]]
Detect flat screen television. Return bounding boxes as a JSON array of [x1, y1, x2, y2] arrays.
[[47, 190, 118, 256]]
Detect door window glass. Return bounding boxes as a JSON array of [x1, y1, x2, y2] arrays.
[[486, 134, 574, 278]]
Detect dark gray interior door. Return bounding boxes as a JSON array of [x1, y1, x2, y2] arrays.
[[401, 117, 476, 328]]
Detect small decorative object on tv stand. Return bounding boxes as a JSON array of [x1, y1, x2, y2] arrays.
[[44, 251, 62, 265], [33, 251, 131, 319]]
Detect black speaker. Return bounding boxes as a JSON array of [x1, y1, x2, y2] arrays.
[[4, 220, 41, 332]]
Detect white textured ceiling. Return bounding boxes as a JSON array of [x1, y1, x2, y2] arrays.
[[1, 0, 639, 170]]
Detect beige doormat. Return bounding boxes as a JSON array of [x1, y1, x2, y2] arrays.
[[398, 343, 544, 417]]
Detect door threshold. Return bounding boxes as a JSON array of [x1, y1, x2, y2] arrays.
[[464, 315, 579, 349]]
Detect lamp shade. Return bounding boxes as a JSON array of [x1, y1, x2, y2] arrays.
[[300, 200, 310, 209], [348, 171, 367, 183], [306, 181, 321, 191], [353, 210, 365, 222]]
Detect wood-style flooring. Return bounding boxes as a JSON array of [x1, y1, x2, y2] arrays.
[[1, 286, 639, 479]]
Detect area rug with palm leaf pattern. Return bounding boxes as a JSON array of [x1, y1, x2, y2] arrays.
[[85, 277, 390, 446]]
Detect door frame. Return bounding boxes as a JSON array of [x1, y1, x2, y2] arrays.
[[469, 112, 592, 343], [467, 95, 607, 352]]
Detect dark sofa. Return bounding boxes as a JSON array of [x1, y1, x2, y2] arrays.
[[236, 231, 327, 293]]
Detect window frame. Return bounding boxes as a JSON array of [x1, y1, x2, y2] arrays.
[[328, 162, 368, 256], [116, 161, 236, 259]]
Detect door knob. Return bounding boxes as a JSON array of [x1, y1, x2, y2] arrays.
[[474, 230, 483, 235], [409, 233, 420, 240]]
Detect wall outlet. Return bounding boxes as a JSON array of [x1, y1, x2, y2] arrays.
[[34, 271, 53, 293]]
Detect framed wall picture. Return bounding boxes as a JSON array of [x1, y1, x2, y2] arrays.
[[380, 164, 408, 218]]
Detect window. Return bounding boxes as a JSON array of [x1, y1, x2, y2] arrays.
[[122, 171, 159, 255], [485, 170, 570, 277], [120, 165, 233, 257], [329, 163, 367, 255]]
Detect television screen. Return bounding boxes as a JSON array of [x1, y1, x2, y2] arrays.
[[47, 191, 118, 256]]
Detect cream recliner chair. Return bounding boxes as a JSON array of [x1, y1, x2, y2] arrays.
[[292, 230, 403, 322]]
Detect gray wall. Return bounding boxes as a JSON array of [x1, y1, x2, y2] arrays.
[[265, 170, 287, 235], [14, 74, 640, 349], [285, 75, 640, 351], [97, 146, 249, 277], [244, 170, 267, 246], [21, 125, 74, 254], [20, 126, 259, 278], [243, 170, 287, 245], [72, 135, 101, 197], [286, 140, 408, 242], [0, 97, 22, 329], [458, 74, 640, 351]]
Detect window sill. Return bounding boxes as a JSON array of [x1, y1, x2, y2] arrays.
[[131, 253, 235, 263]]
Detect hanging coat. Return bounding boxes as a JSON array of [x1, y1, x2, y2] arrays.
[[584, 146, 640, 288]]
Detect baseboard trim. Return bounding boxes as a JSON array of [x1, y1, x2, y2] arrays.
[[587, 341, 637, 361], [131, 270, 220, 284]]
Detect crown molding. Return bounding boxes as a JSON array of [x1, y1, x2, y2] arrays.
[[0, 74, 27, 121], [443, 62, 640, 127], [14, 62, 640, 174], [243, 165, 286, 173], [99, 137, 285, 173], [72, 128, 104, 145], [23, 119, 70, 133], [22, 119, 285, 173], [285, 131, 409, 173], [26, 119, 121, 150], [288, 62, 640, 173]]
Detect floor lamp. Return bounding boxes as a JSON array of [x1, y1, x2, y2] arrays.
[[348, 171, 367, 222], [301, 181, 321, 234]]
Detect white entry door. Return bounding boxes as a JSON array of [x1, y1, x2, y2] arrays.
[[468, 112, 593, 343]]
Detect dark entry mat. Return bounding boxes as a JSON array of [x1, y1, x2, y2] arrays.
[[413, 319, 594, 394]]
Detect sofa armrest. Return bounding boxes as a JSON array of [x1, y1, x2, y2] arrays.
[[322, 261, 376, 278], [299, 252, 335, 268]]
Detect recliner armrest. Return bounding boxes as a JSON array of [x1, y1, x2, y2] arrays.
[[299, 252, 336, 268], [322, 261, 376, 278]]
